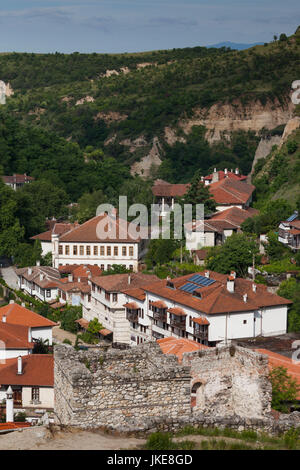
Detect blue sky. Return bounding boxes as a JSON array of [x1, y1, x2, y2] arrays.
[[0, 0, 299, 53]]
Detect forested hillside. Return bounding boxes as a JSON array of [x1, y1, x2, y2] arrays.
[[0, 27, 299, 186]]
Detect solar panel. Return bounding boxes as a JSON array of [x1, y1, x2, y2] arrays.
[[179, 282, 199, 293], [188, 274, 216, 286], [287, 213, 298, 222]]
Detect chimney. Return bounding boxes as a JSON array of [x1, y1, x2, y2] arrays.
[[17, 356, 23, 375], [28, 267, 32, 276], [128, 274, 131, 285], [78, 277, 81, 283], [40, 273, 44, 281], [9, 300, 14, 304], [227, 278, 235, 293], [235, 168, 239, 175], [230, 271, 236, 279], [6, 386, 14, 423], [21, 302, 25, 307], [252, 284, 257, 293], [243, 293, 248, 303], [205, 271, 210, 278], [212, 168, 219, 183], [224, 168, 228, 175], [2, 315, 6, 323], [28, 327, 32, 343], [68, 274, 73, 282], [201, 176, 204, 182], [36, 260, 40, 267]]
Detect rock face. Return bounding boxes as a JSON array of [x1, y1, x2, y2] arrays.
[[279, 117, 300, 148], [54, 343, 273, 431], [0, 81, 14, 104], [179, 99, 294, 143], [250, 135, 282, 176], [130, 137, 163, 177]]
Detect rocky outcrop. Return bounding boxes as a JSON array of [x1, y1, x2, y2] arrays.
[[130, 137, 163, 177], [279, 117, 300, 148], [250, 135, 282, 176], [179, 99, 294, 143]]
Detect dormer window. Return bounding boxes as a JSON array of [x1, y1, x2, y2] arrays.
[[167, 281, 175, 289]]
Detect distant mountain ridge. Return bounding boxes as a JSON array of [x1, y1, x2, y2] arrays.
[[207, 41, 264, 50]]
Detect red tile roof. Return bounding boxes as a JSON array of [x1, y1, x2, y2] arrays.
[[0, 422, 31, 431], [0, 323, 34, 350], [209, 178, 255, 205], [31, 223, 77, 242], [92, 273, 159, 293], [0, 354, 54, 387], [59, 214, 141, 243], [167, 307, 187, 316], [143, 271, 292, 315], [99, 328, 113, 337], [2, 174, 34, 184], [152, 183, 190, 197], [209, 206, 259, 227], [192, 317, 210, 325], [256, 349, 300, 399], [204, 170, 247, 182], [122, 287, 147, 301], [0, 304, 57, 328], [124, 302, 139, 309], [157, 337, 209, 362], [75, 318, 90, 329]]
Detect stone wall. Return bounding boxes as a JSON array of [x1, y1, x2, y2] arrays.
[[54, 342, 191, 430], [182, 345, 272, 419], [54, 342, 300, 434]]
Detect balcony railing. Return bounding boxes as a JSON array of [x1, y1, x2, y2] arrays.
[[153, 309, 167, 322], [170, 316, 186, 329], [126, 309, 139, 323], [193, 327, 208, 339]]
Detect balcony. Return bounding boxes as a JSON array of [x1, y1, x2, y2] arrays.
[[153, 309, 167, 322], [126, 309, 139, 323], [192, 317, 210, 339], [193, 326, 208, 339], [170, 316, 186, 329]]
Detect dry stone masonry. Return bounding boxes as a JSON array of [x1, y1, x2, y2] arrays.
[[53, 342, 300, 434]]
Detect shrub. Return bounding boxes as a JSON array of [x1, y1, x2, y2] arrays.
[[145, 432, 176, 450]]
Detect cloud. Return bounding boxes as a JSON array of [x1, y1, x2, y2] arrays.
[[148, 17, 198, 27], [80, 16, 116, 32], [0, 7, 73, 25]]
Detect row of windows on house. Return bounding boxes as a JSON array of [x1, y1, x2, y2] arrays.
[[58, 245, 135, 257]]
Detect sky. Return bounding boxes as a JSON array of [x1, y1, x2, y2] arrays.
[[0, 0, 299, 53]]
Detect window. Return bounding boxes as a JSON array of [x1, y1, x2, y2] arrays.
[[107, 246, 111, 256], [59, 246, 63, 255], [100, 246, 105, 256], [112, 293, 118, 302], [94, 246, 98, 256], [122, 246, 127, 256], [46, 289, 51, 298], [31, 387, 40, 402], [114, 246, 118, 256], [243, 320, 247, 324], [73, 246, 77, 256], [129, 246, 134, 256], [101, 264, 104, 270], [86, 246, 91, 256], [80, 246, 84, 256], [65, 245, 69, 255]]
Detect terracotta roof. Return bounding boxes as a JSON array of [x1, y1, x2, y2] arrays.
[[92, 273, 159, 293], [167, 307, 187, 316], [151, 300, 168, 309], [157, 337, 209, 362], [193, 249, 208, 260], [289, 229, 300, 235], [16, 266, 61, 289], [192, 317, 210, 325], [209, 178, 255, 205], [204, 170, 247, 182], [99, 328, 113, 337], [124, 302, 139, 309], [75, 318, 89, 329], [0, 323, 34, 349], [143, 271, 292, 315], [31, 223, 76, 242], [152, 183, 189, 198], [0, 423, 31, 431], [256, 349, 300, 399], [2, 174, 34, 184], [0, 304, 57, 328], [122, 287, 146, 301], [0, 354, 54, 387], [58, 264, 102, 279], [209, 206, 259, 227], [59, 214, 141, 243]]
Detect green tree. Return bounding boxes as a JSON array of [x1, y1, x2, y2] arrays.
[[206, 233, 259, 277], [87, 318, 104, 335], [146, 238, 179, 268], [182, 169, 216, 217], [269, 366, 299, 413], [72, 189, 107, 223], [278, 278, 300, 332], [0, 180, 24, 257]]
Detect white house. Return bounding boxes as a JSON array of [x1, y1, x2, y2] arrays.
[[2, 174, 34, 191], [31, 222, 77, 257], [52, 213, 147, 272], [123, 271, 292, 347], [0, 303, 57, 346], [0, 321, 34, 360], [0, 354, 54, 410], [82, 273, 159, 344], [278, 212, 300, 251]]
